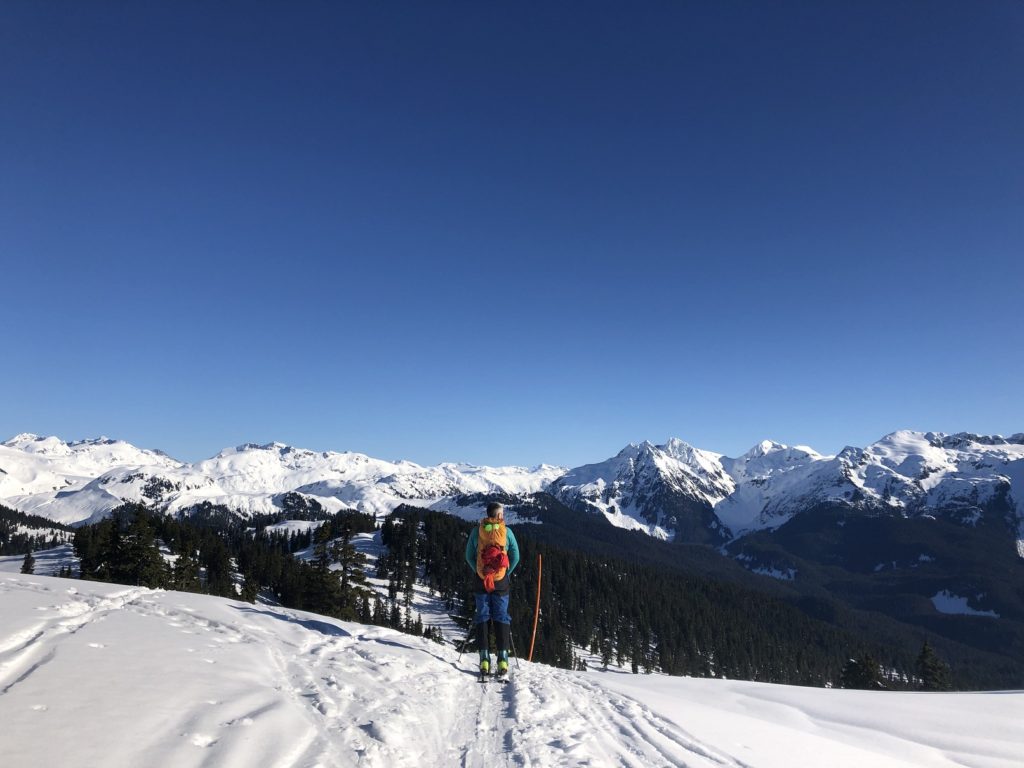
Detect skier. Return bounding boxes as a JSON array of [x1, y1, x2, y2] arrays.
[[465, 501, 520, 677]]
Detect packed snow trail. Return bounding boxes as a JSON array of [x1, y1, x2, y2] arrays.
[[1, 574, 1021, 768], [0, 575, 728, 767]]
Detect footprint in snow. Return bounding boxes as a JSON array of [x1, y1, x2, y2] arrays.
[[190, 733, 217, 748], [31, 704, 48, 712], [88, 643, 105, 649]]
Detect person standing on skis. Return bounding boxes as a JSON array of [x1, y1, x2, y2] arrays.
[[465, 501, 520, 677]]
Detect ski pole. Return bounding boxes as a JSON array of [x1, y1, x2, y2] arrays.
[[456, 619, 475, 662], [510, 624, 521, 669]]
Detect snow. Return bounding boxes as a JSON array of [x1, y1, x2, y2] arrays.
[[931, 590, 1001, 618], [6, 522, 73, 542], [733, 553, 797, 581], [750, 565, 796, 581], [0, 574, 1020, 768], [0, 543, 78, 576], [261, 520, 324, 536], [715, 441, 824, 534], [598, 672, 1023, 768]]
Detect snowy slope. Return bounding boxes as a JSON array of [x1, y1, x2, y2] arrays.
[[1, 572, 1020, 768], [714, 440, 824, 533]]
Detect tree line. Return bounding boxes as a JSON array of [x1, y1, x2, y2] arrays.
[[379, 506, 952, 689], [19, 500, 955, 689], [67, 502, 440, 639], [1, 504, 73, 555]]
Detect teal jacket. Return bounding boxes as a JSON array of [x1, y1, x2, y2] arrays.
[[465, 524, 520, 575]]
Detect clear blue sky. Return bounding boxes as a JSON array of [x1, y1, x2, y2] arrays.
[[2, 2, 1022, 467]]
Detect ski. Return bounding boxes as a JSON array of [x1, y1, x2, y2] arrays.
[[476, 672, 510, 684]]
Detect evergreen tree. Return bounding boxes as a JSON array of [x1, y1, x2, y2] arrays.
[[118, 510, 169, 588], [202, 537, 235, 598], [306, 523, 343, 615], [359, 594, 372, 623], [841, 654, 883, 690], [240, 571, 259, 603], [330, 527, 371, 619], [915, 642, 952, 691], [600, 636, 613, 670], [20, 550, 35, 574], [172, 550, 202, 593]]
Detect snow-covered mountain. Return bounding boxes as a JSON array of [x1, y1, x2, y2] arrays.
[[1, 571, 1020, 768], [0, 434, 565, 524], [714, 440, 824, 533], [549, 438, 735, 541], [3, 431, 1023, 555], [550, 432, 1024, 550], [717, 431, 1024, 539], [0, 434, 186, 524]]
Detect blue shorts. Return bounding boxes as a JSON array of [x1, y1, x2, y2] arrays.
[[474, 592, 510, 625]]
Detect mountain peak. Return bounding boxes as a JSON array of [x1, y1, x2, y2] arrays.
[[614, 443, 642, 460], [225, 441, 294, 454], [664, 437, 695, 452], [743, 439, 786, 458], [2, 434, 73, 456], [4, 432, 44, 444]]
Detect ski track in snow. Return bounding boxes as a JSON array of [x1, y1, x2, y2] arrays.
[[0, 582, 146, 695], [0, 576, 742, 768], [3, 574, 1021, 768]]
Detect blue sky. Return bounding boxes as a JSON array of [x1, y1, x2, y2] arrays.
[[2, 2, 1022, 467]]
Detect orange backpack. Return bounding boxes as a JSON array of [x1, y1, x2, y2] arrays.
[[476, 517, 510, 592]]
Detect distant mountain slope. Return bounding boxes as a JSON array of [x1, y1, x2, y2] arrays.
[[741, 432, 1024, 538], [549, 438, 734, 543], [0, 435, 565, 524], [549, 431, 1024, 552], [0, 434, 185, 524]]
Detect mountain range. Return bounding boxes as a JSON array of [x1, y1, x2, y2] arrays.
[[3, 430, 1022, 556]]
